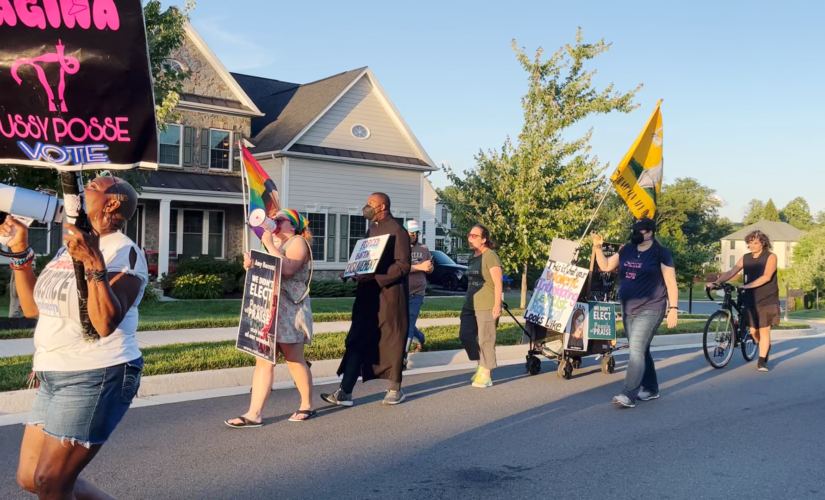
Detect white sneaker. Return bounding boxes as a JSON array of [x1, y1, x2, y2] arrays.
[[638, 390, 660, 401], [613, 394, 635, 408]]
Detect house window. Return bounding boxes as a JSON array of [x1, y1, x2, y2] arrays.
[[348, 215, 369, 256], [208, 212, 224, 258], [169, 209, 178, 254], [422, 221, 427, 244], [435, 238, 446, 252], [729, 255, 735, 269], [174, 209, 224, 258], [786, 242, 791, 252], [124, 206, 144, 248], [729, 240, 735, 250], [441, 207, 448, 224], [209, 129, 231, 170], [159, 125, 182, 166], [181, 211, 203, 257], [301, 212, 327, 261]]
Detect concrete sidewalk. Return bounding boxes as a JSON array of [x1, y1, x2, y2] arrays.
[[0, 316, 523, 358]]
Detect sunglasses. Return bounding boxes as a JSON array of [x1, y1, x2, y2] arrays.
[[274, 218, 289, 225], [467, 233, 481, 239]]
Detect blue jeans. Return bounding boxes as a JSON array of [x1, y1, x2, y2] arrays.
[[28, 357, 144, 447], [621, 309, 665, 402], [408, 294, 426, 347]]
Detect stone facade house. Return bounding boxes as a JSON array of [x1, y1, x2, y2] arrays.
[[136, 24, 437, 279]]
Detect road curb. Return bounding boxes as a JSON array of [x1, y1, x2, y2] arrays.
[[1, 328, 817, 415]]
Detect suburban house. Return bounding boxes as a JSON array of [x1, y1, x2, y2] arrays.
[[719, 220, 804, 272], [133, 24, 437, 279]]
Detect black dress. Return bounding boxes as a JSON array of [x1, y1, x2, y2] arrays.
[[337, 216, 411, 384], [742, 251, 780, 328]]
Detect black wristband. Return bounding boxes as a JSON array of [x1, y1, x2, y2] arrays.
[[86, 269, 108, 283]]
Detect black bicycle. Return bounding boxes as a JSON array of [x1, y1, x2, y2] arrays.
[[702, 283, 758, 368]]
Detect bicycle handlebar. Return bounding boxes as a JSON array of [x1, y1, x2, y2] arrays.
[[706, 283, 743, 302]]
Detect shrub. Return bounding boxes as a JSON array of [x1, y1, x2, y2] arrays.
[[171, 274, 223, 300], [141, 286, 160, 303], [159, 272, 177, 293], [310, 279, 357, 298], [175, 257, 245, 294]]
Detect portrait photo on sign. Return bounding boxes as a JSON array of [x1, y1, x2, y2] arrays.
[[236, 250, 282, 364], [564, 303, 589, 351]]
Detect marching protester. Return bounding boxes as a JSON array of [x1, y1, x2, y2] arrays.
[[225, 209, 316, 426], [459, 224, 503, 388], [322, 193, 411, 406], [404, 220, 433, 367], [708, 230, 779, 372], [592, 218, 679, 408], [3, 176, 148, 499]]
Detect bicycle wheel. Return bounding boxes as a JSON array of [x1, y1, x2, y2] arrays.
[[703, 311, 735, 369], [741, 327, 758, 362]]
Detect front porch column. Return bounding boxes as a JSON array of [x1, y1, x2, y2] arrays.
[[158, 199, 171, 277]]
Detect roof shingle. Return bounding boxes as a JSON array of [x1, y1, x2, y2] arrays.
[[722, 220, 805, 242]]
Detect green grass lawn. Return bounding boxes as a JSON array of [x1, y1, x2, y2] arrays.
[[789, 309, 825, 320], [0, 294, 8, 318], [1, 319, 811, 393]]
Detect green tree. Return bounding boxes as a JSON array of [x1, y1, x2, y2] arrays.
[[441, 29, 642, 307], [780, 197, 813, 230], [0, 1, 192, 193], [743, 199, 765, 225], [762, 199, 781, 222], [787, 226, 825, 293]]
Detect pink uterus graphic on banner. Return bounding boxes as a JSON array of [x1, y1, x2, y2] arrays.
[[11, 40, 81, 113]]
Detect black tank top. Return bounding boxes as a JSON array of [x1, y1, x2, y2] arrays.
[[743, 251, 779, 306]]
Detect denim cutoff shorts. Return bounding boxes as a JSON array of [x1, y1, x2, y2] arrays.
[[27, 357, 143, 448]]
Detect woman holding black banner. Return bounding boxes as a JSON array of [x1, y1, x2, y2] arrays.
[[592, 218, 679, 409], [225, 209, 316, 427], [4, 176, 147, 499]]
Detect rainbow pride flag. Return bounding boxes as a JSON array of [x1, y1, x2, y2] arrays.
[[241, 145, 279, 239]]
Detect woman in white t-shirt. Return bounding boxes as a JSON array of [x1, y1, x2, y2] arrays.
[[1, 176, 147, 499]]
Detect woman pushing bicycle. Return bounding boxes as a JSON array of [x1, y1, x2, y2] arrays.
[[709, 230, 779, 372]]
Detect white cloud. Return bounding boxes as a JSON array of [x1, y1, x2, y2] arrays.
[[192, 18, 275, 72]]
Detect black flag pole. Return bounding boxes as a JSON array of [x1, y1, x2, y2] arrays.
[[60, 171, 99, 342]]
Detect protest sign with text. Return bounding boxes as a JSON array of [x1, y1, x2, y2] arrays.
[[236, 250, 282, 364], [525, 260, 589, 331], [0, 0, 157, 170], [343, 234, 389, 277], [587, 302, 617, 340]]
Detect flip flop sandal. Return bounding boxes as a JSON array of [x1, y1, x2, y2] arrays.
[[288, 410, 317, 422], [224, 416, 262, 429]]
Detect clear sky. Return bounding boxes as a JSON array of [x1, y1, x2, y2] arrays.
[[190, 0, 823, 222]]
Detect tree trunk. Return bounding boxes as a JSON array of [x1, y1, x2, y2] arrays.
[[817, 288, 820, 310], [9, 272, 22, 318], [784, 283, 789, 322], [520, 262, 528, 309]]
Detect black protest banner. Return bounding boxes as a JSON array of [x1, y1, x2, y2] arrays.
[[587, 242, 621, 302], [236, 250, 282, 364], [0, 0, 157, 170]]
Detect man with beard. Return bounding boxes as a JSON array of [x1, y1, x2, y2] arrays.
[[322, 193, 411, 406]]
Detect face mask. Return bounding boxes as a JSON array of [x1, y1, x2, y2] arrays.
[[363, 205, 376, 220], [630, 231, 645, 245]]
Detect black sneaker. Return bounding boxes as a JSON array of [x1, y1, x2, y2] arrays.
[[757, 359, 769, 372], [321, 388, 353, 407]]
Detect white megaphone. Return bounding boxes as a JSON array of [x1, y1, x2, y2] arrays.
[[248, 208, 277, 233], [0, 183, 65, 247]]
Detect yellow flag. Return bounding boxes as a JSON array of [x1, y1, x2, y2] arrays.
[[610, 100, 663, 219]]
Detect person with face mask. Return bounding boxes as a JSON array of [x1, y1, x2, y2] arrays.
[[403, 220, 433, 367], [592, 218, 679, 408], [322, 193, 411, 406]]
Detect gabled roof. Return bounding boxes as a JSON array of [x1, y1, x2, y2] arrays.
[[722, 220, 805, 242], [181, 23, 263, 117], [233, 68, 365, 152], [234, 67, 436, 169]]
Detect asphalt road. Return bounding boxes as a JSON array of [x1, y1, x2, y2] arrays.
[[2, 336, 823, 500]]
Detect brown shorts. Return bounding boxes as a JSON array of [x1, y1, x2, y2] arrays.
[[742, 303, 780, 329]]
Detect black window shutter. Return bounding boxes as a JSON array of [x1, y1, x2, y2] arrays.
[[339, 215, 349, 262], [199, 129, 210, 167], [326, 214, 336, 262], [182, 126, 194, 167], [233, 132, 241, 172]]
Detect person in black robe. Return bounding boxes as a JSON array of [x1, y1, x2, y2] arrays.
[[322, 193, 411, 406]]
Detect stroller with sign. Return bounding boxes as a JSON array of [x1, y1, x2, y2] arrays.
[[502, 241, 626, 380]]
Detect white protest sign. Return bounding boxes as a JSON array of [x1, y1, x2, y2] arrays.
[[524, 259, 589, 332], [343, 234, 390, 277]]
